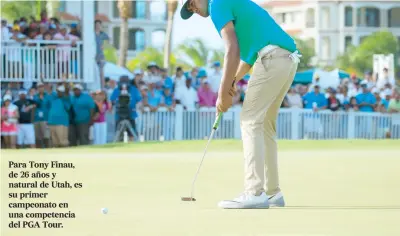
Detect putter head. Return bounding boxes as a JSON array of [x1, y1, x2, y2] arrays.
[[181, 197, 196, 201]]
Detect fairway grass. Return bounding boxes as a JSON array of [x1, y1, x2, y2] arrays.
[[1, 140, 400, 236]]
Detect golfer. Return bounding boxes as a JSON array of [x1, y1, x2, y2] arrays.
[[181, 0, 301, 209]]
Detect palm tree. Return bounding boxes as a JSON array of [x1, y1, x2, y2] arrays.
[[127, 47, 191, 72], [175, 38, 210, 67], [46, 0, 60, 18], [163, 0, 178, 69], [117, 0, 132, 67]]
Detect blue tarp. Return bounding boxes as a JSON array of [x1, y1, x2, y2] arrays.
[[293, 69, 351, 84]]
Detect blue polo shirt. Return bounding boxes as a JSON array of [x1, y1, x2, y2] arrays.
[[71, 93, 95, 124], [303, 92, 327, 109], [47, 93, 70, 126], [110, 86, 142, 119], [209, 0, 297, 65], [147, 90, 163, 107], [33, 93, 50, 122], [163, 77, 174, 89], [356, 92, 376, 112], [162, 94, 174, 106]]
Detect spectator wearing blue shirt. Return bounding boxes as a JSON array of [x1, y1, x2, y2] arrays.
[[69, 84, 95, 146], [160, 68, 174, 91], [161, 87, 175, 111], [303, 85, 328, 111], [144, 83, 163, 112], [355, 83, 376, 112], [47, 85, 71, 147], [33, 83, 51, 148]]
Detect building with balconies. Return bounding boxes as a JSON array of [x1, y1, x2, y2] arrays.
[[60, 0, 167, 59], [261, 0, 400, 66]]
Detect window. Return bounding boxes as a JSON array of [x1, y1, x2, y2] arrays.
[[113, 27, 120, 48], [113, 1, 119, 18], [128, 29, 145, 51], [388, 8, 400, 27], [135, 1, 146, 19], [345, 7, 353, 27], [94, 0, 98, 14], [357, 7, 380, 27], [282, 13, 286, 24], [345, 36, 352, 51]]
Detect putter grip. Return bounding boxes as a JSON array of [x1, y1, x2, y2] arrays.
[[213, 113, 223, 130]]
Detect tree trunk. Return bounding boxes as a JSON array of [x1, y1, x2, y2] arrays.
[[46, 0, 60, 18], [163, 1, 178, 69], [118, 18, 129, 67], [117, 0, 132, 67]]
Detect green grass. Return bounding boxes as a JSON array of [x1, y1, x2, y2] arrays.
[[2, 139, 399, 153], [1, 141, 400, 236]]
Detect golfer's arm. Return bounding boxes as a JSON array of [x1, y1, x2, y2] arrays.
[[234, 61, 251, 84], [220, 22, 240, 91]]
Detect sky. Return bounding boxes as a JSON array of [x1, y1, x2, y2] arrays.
[[172, 5, 224, 50]]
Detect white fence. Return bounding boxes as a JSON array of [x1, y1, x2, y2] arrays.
[[1, 40, 83, 82], [106, 106, 400, 142]]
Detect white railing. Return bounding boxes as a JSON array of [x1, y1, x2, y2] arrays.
[[105, 106, 400, 142], [1, 40, 83, 82]]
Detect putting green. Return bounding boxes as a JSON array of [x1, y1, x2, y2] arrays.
[[1, 140, 400, 236]]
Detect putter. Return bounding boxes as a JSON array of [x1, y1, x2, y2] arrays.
[[181, 112, 223, 202]]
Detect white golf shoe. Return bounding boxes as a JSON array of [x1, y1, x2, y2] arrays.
[[267, 192, 285, 207], [218, 192, 270, 209]]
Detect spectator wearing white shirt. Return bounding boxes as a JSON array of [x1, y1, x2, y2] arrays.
[[336, 86, 351, 105], [143, 62, 161, 85], [172, 67, 187, 91], [286, 87, 302, 108], [1, 19, 10, 76], [175, 78, 198, 111], [7, 25, 26, 79], [377, 68, 396, 90], [364, 71, 375, 89], [209, 61, 222, 93]]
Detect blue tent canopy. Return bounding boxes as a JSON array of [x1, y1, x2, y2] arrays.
[[293, 69, 352, 85]]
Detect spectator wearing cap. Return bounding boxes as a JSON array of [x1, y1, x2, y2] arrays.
[[69, 84, 95, 146], [327, 89, 341, 112], [286, 87, 303, 108], [356, 81, 376, 112], [1, 94, 18, 149], [95, 20, 109, 87], [195, 69, 208, 89], [198, 80, 217, 108], [47, 85, 70, 147], [143, 62, 162, 84], [33, 83, 51, 148], [187, 67, 199, 81], [303, 85, 327, 111], [161, 86, 175, 111], [133, 69, 143, 88], [209, 61, 222, 93], [172, 66, 187, 91], [308, 74, 321, 92], [14, 90, 36, 148], [175, 78, 198, 111], [336, 86, 350, 105], [377, 68, 395, 90], [48, 23, 57, 36], [70, 23, 81, 38]]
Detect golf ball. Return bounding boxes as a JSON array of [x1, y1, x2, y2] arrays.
[[101, 208, 108, 214]]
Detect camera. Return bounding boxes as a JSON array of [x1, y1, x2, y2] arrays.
[[116, 84, 131, 120]]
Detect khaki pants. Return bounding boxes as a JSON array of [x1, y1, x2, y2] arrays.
[[49, 125, 69, 147], [241, 47, 298, 196]]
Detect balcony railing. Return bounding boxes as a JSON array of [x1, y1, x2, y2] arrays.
[[1, 40, 83, 83]]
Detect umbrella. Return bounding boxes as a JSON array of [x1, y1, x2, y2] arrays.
[[103, 62, 134, 80]]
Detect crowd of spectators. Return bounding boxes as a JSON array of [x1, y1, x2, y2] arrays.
[[1, 13, 399, 148]]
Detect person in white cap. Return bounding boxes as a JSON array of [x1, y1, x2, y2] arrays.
[[69, 84, 95, 146], [1, 94, 18, 149], [13, 90, 36, 148], [47, 85, 71, 147], [143, 62, 161, 85]]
